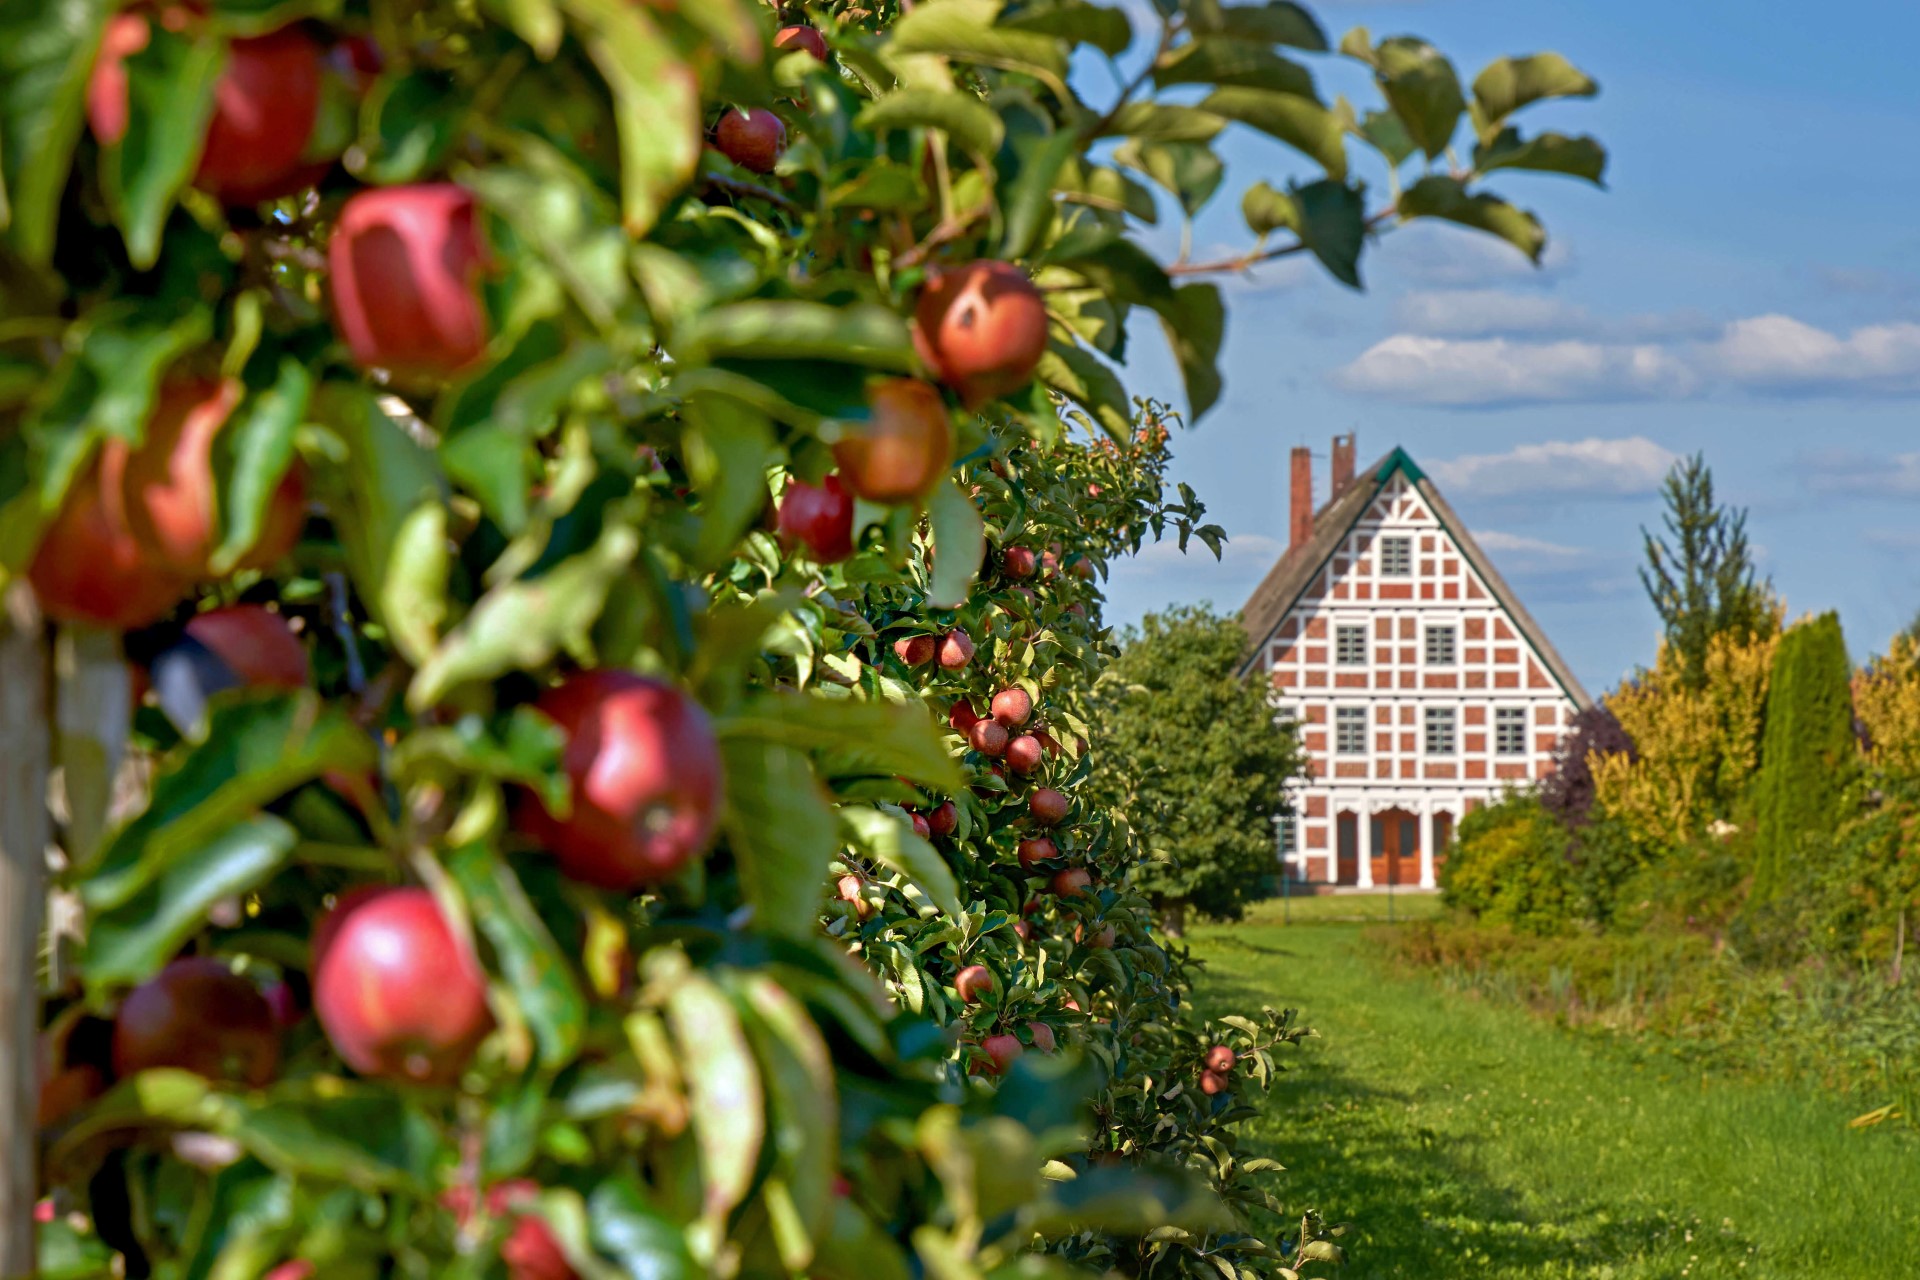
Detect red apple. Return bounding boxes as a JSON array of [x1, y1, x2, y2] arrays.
[[112, 958, 280, 1087], [27, 459, 193, 629], [513, 671, 724, 890], [194, 26, 324, 203], [1029, 788, 1068, 827], [713, 107, 786, 173], [774, 24, 829, 60], [184, 605, 309, 688], [910, 811, 931, 840], [1002, 546, 1036, 579], [1050, 867, 1092, 897], [895, 634, 936, 667], [312, 886, 492, 1084], [947, 699, 980, 732], [1199, 1070, 1229, 1096], [1017, 836, 1058, 871], [264, 1264, 315, 1280], [836, 873, 873, 920], [446, 1181, 576, 1280], [102, 376, 239, 575], [937, 628, 975, 670], [954, 964, 993, 1003], [1011, 919, 1033, 942], [777, 473, 855, 562], [968, 720, 1008, 757], [927, 801, 958, 837], [980, 1033, 1024, 1075], [1027, 1021, 1056, 1054], [1006, 735, 1043, 774], [912, 261, 1050, 407], [990, 687, 1031, 727], [1205, 1045, 1236, 1073], [833, 379, 952, 504], [330, 184, 490, 380]]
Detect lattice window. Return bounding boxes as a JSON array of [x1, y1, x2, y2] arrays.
[[1495, 707, 1528, 755], [1424, 706, 1457, 755], [1380, 536, 1412, 576], [1335, 625, 1368, 666], [1335, 707, 1368, 755], [1424, 625, 1456, 666]]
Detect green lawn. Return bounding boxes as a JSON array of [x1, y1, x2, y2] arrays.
[[1188, 920, 1920, 1278]]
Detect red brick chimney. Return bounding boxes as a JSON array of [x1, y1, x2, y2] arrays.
[[1331, 432, 1356, 497], [1289, 446, 1313, 550]]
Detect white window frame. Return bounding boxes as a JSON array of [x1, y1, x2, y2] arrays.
[[1380, 536, 1412, 577], [1423, 705, 1457, 756], [1335, 706, 1368, 756], [1495, 706, 1528, 756], [1335, 624, 1368, 667], [1424, 624, 1457, 667]]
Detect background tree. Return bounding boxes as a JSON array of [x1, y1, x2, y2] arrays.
[[1640, 454, 1777, 688], [1091, 605, 1303, 936], [1539, 702, 1636, 830], [1752, 612, 1859, 900]]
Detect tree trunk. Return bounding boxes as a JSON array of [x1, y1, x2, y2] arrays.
[[1158, 899, 1187, 939], [0, 584, 51, 1278]]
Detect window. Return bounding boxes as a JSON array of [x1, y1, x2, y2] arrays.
[[1335, 625, 1368, 666], [1380, 536, 1412, 576], [1335, 707, 1368, 755], [1277, 815, 1297, 855], [1424, 625, 1457, 666], [1424, 706, 1457, 755], [1495, 707, 1528, 755]]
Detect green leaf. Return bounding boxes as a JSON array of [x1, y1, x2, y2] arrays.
[[1358, 107, 1415, 167], [1000, 0, 1130, 56], [204, 0, 345, 33], [210, 357, 310, 574], [1152, 283, 1224, 421], [674, 301, 914, 370], [1000, 126, 1078, 258], [490, 0, 564, 57], [356, 69, 464, 185], [1290, 177, 1366, 287], [887, 0, 1069, 87], [1472, 52, 1598, 126], [1209, 1, 1327, 51], [1050, 237, 1174, 309], [467, 146, 635, 332], [842, 807, 963, 922], [590, 1177, 698, 1280], [1200, 87, 1346, 179], [229, 1084, 437, 1189], [722, 738, 839, 942], [1398, 174, 1545, 262], [1374, 37, 1464, 159], [83, 815, 297, 987], [407, 502, 639, 710], [81, 693, 376, 913], [389, 707, 567, 804], [445, 840, 587, 1071], [382, 499, 452, 669], [101, 24, 222, 267], [1097, 102, 1224, 144], [1472, 127, 1607, 185], [926, 479, 983, 609], [732, 975, 838, 1256], [0, 0, 113, 263], [564, 0, 702, 237], [1239, 180, 1294, 237], [1116, 140, 1224, 218], [1036, 340, 1130, 443], [719, 694, 965, 794], [683, 393, 778, 570], [666, 970, 764, 1254], [857, 90, 1005, 159], [1153, 40, 1317, 98], [1337, 25, 1375, 67]]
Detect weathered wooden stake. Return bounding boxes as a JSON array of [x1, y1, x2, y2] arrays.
[[0, 584, 50, 1278]]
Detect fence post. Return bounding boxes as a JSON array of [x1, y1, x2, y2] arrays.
[[0, 584, 51, 1278]]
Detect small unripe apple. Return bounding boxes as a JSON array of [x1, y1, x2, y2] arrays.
[[1017, 836, 1058, 871], [990, 687, 1031, 727], [937, 628, 975, 669], [1006, 735, 1043, 774], [1028, 1021, 1056, 1054], [954, 964, 993, 1003], [1199, 1070, 1230, 1096], [1051, 867, 1092, 897], [714, 107, 786, 173], [113, 958, 280, 1087], [330, 184, 490, 381], [312, 885, 492, 1084], [774, 24, 829, 60], [910, 811, 931, 839], [1029, 788, 1069, 827], [513, 671, 724, 891], [1086, 923, 1118, 949], [980, 1033, 1024, 1075], [1205, 1044, 1236, 1073], [833, 379, 952, 504], [913, 261, 1050, 407], [968, 720, 1008, 757], [1002, 546, 1036, 579], [776, 473, 855, 562], [927, 801, 958, 837], [895, 634, 936, 666], [185, 605, 309, 689]]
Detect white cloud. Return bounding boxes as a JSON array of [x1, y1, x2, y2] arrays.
[[1334, 314, 1920, 407], [1473, 530, 1589, 557], [1800, 451, 1920, 498], [1393, 290, 1719, 342], [1427, 438, 1681, 500], [1331, 335, 1699, 406]]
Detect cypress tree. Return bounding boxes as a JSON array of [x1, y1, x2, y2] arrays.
[[1751, 612, 1858, 899]]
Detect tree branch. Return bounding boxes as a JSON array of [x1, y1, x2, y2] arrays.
[[1166, 206, 1399, 278]]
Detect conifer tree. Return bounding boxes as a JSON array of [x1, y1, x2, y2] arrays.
[[1752, 612, 1858, 898], [1640, 454, 1776, 687]]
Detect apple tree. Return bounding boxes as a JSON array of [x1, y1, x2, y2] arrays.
[[0, 0, 1606, 1275]]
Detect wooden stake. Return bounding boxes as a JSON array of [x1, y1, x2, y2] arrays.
[[0, 584, 51, 1278]]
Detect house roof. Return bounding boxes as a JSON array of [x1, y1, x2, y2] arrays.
[[1235, 446, 1593, 709]]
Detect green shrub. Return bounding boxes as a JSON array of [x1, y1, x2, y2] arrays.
[[1439, 794, 1577, 935], [1752, 612, 1859, 898]]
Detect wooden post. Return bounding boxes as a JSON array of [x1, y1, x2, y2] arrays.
[[0, 584, 51, 1278]]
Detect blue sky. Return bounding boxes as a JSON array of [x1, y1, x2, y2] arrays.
[[1095, 0, 1920, 695]]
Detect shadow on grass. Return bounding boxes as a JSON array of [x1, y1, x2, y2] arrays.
[[1194, 962, 1766, 1279]]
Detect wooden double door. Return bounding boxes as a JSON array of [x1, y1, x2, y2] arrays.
[[1335, 807, 1428, 885]]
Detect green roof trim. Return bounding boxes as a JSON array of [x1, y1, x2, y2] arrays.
[[1375, 446, 1426, 485]]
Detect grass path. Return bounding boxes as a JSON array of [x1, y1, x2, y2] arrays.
[[1187, 921, 1920, 1278]]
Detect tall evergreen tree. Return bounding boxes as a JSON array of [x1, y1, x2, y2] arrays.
[[1090, 605, 1305, 936], [1640, 453, 1776, 687], [1752, 612, 1858, 899]]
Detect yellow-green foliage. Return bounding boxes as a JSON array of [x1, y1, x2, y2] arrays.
[[1439, 794, 1574, 935], [1854, 633, 1920, 779], [1593, 624, 1779, 848]]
